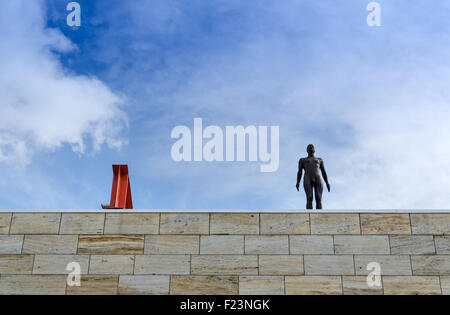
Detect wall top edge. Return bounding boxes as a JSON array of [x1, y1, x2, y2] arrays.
[[1, 209, 450, 213]]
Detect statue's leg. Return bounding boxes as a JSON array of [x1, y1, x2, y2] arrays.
[[304, 180, 313, 209], [315, 181, 324, 209]]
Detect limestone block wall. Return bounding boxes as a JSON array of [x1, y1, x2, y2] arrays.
[[0, 212, 450, 295]]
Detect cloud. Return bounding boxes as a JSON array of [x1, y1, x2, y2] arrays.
[[0, 1, 127, 165]]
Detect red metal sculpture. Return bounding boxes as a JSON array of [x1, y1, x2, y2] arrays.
[[102, 165, 133, 209]]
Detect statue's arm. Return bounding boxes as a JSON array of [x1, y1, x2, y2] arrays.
[[320, 159, 331, 191], [296, 159, 303, 190]]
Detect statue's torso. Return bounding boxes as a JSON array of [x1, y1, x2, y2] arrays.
[[301, 157, 322, 182]]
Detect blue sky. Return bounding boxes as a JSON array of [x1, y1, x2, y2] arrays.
[[1, 0, 450, 210]]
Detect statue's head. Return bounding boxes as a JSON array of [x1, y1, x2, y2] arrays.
[[307, 144, 315, 155]]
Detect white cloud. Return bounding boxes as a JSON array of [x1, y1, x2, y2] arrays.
[[0, 1, 127, 165], [0, 134, 29, 165]]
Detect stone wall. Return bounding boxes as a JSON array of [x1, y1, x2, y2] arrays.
[[0, 212, 450, 295]]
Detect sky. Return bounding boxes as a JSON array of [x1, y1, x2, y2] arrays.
[[1, 0, 450, 210]]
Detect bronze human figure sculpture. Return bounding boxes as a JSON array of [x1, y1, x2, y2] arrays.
[[296, 144, 330, 209]]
